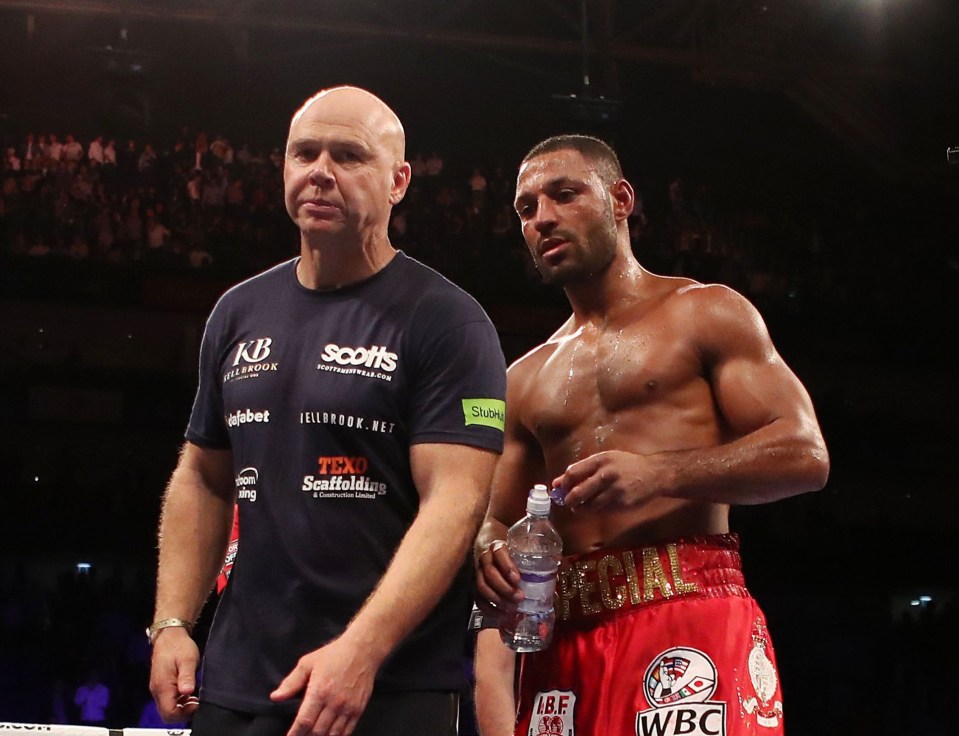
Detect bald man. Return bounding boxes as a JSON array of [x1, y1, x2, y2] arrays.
[[148, 87, 507, 736]]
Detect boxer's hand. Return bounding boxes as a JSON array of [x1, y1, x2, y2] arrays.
[[271, 636, 377, 736], [475, 539, 523, 615], [149, 627, 200, 722], [553, 450, 662, 511]]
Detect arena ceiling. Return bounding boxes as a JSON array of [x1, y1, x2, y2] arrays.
[[0, 0, 956, 181]]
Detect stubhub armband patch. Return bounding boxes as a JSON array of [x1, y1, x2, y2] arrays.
[[462, 398, 506, 431]]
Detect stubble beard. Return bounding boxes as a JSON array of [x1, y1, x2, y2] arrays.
[[535, 219, 618, 287]]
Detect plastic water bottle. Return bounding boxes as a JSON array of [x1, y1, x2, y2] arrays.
[[500, 484, 563, 652]]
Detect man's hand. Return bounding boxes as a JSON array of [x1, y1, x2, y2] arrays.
[[474, 539, 523, 616], [149, 628, 201, 722], [270, 636, 378, 736], [553, 450, 663, 511]]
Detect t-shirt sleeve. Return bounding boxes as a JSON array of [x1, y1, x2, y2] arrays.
[[185, 310, 231, 449], [407, 312, 507, 453]]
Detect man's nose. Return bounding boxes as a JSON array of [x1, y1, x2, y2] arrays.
[[532, 199, 558, 233], [308, 152, 335, 187]]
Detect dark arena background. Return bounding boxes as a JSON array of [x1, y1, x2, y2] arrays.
[[0, 1, 957, 734]]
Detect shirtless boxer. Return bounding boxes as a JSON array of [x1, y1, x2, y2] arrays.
[[474, 135, 829, 736]]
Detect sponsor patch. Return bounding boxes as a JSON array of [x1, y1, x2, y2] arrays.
[[529, 690, 577, 736], [227, 408, 271, 427], [298, 411, 395, 434], [316, 343, 397, 381], [636, 647, 726, 736], [224, 337, 279, 383], [462, 398, 506, 431], [235, 467, 259, 502], [301, 455, 387, 499], [742, 622, 783, 729]]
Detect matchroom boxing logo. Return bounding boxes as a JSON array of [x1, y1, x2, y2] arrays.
[[235, 467, 259, 503], [635, 647, 726, 736]]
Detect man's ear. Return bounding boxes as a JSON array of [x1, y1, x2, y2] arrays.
[[390, 162, 412, 205], [610, 178, 635, 222]]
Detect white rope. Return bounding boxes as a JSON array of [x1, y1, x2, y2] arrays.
[[0, 726, 109, 736], [0, 727, 191, 736]]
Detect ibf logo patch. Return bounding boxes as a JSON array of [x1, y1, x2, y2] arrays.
[[529, 690, 576, 736], [636, 647, 726, 736]]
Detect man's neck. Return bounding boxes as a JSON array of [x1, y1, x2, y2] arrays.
[[296, 233, 396, 291], [565, 248, 648, 326]]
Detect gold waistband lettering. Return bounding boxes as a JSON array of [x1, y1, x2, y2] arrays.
[[557, 567, 577, 621], [623, 551, 642, 605], [555, 542, 717, 622], [642, 546, 673, 602], [597, 554, 627, 610], [667, 542, 702, 595], [574, 560, 604, 616]]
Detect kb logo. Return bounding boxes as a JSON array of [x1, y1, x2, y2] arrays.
[[234, 338, 273, 365]]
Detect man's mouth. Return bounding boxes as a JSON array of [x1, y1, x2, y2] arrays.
[[540, 237, 568, 259]]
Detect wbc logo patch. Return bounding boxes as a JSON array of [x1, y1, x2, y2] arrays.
[[635, 647, 726, 736], [529, 690, 577, 736]]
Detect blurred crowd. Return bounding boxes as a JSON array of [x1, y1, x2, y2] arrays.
[[0, 127, 916, 312]]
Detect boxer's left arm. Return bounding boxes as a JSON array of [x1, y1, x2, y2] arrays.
[[556, 286, 829, 510], [271, 442, 497, 736]]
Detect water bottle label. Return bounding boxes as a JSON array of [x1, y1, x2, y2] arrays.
[[518, 570, 557, 613]]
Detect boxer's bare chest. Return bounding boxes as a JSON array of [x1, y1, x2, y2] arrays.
[[522, 304, 706, 457]]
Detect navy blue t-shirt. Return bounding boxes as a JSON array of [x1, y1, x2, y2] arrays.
[[186, 252, 506, 714]]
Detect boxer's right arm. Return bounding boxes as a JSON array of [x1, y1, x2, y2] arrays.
[[475, 362, 544, 613], [150, 442, 235, 722]]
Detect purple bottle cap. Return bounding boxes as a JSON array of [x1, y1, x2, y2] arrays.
[[549, 485, 567, 506]]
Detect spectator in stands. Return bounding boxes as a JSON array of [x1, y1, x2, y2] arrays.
[[409, 152, 426, 178], [74, 667, 110, 726], [426, 150, 444, 178], [21, 132, 41, 168], [3, 147, 21, 172], [103, 139, 117, 168], [88, 135, 105, 167], [62, 134, 84, 164], [47, 134, 63, 163]]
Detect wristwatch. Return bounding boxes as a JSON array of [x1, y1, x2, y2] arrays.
[[146, 617, 193, 645]]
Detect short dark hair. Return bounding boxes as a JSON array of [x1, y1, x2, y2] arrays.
[[521, 134, 624, 185]]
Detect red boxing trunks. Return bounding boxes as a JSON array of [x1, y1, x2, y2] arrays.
[[514, 534, 783, 736]]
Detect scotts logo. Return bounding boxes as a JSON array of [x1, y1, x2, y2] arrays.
[[320, 343, 397, 372], [235, 467, 259, 503], [635, 647, 726, 736]]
